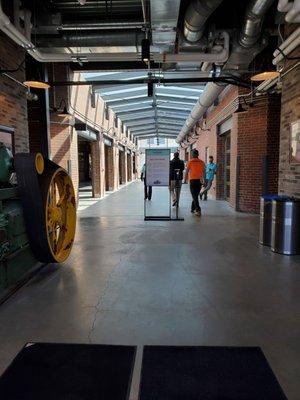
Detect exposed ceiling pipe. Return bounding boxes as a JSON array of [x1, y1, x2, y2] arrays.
[[277, 0, 300, 23], [36, 31, 145, 47], [238, 0, 275, 48], [57, 21, 146, 30], [273, 26, 300, 58], [273, 26, 300, 64], [150, 0, 181, 50], [184, 0, 223, 43], [141, 0, 148, 24], [176, 0, 276, 143], [0, 2, 229, 64]]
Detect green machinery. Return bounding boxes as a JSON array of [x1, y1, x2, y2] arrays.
[[0, 143, 35, 293], [0, 143, 76, 298]]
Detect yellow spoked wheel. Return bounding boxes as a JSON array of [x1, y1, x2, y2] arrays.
[[46, 168, 76, 263]]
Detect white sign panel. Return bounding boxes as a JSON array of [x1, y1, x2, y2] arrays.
[[145, 148, 170, 186]]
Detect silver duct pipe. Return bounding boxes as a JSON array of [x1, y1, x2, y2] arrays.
[[184, 0, 223, 42], [177, 0, 275, 143], [57, 21, 146, 31], [238, 0, 275, 47], [176, 82, 225, 143], [36, 31, 145, 48]]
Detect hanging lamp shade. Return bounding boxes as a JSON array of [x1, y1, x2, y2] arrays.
[[23, 80, 50, 89], [251, 56, 280, 81], [251, 71, 280, 81]]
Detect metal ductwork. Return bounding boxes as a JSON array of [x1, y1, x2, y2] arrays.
[[183, 0, 223, 42], [36, 31, 145, 48], [151, 0, 182, 50], [177, 0, 275, 143], [238, 0, 275, 48]]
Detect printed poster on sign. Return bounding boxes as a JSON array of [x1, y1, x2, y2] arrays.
[[145, 148, 170, 187]]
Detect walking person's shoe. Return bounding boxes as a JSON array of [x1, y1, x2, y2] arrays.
[[195, 209, 201, 216]]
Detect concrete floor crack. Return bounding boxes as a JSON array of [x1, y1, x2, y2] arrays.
[[87, 246, 136, 343]]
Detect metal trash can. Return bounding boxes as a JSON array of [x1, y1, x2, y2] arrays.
[[259, 195, 290, 246], [271, 197, 300, 255], [259, 195, 276, 246]]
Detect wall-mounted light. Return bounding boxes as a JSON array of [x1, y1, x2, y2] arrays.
[[52, 99, 72, 118], [141, 38, 150, 63], [234, 97, 248, 114]]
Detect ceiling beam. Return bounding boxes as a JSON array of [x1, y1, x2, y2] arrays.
[[51, 77, 251, 88]]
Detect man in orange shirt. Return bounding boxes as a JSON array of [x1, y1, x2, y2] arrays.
[[185, 149, 205, 216]]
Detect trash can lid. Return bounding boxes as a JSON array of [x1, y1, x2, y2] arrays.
[[261, 194, 290, 201], [271, 195, 292, 202]]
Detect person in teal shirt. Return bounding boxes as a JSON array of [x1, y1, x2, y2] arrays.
[[200, 156, 218, 200]]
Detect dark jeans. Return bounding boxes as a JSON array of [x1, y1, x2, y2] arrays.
[[144, 184, 152, 200], [190, 179, 202, 212], [201, 179, 213, 200]]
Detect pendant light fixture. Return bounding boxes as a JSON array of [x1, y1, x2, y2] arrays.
[[147, 82, 153, 97], [251, 70, 280, 81], [141, 38, 150, 63], [23, 66, 50, 89], [23, 80, 50, 89], [251, 56, 280, 81]]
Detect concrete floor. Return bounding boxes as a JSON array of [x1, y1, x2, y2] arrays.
[[0, 181, 300, 399]]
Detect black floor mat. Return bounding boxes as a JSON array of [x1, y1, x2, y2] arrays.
[[0, 342, 136, 400], [139, 346, 287, 400]]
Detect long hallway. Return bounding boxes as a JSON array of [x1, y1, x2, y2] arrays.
[[0, 182, 300, 398]]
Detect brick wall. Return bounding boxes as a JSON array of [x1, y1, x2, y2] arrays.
[[193, 85, 239, 204], [104, 144, 116, 191], [0, 33, 29, 152], [119, 150, 127, 184], [237, 98, 268, 212], [278, 33, 300, 198], [49, 64, 79, 196], [69, 71, 136, 196], [192, 85, 281, 213], [91, 138, 105, 197], [50, 122, 79, 197]]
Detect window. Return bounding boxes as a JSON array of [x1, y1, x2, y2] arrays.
[[0, 125, 15, 154]]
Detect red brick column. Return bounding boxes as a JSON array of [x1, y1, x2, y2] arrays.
[[278, 33, 300, 198], [91, 140, 102, 197], [105, 143, 118, 191], [50, 122, 79, 198], [237, 96, 281, 213], [127, 153, 133, 181]]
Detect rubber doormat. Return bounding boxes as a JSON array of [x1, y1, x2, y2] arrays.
[[139, 346, 287, 400], [0, 343, 136, 400]]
